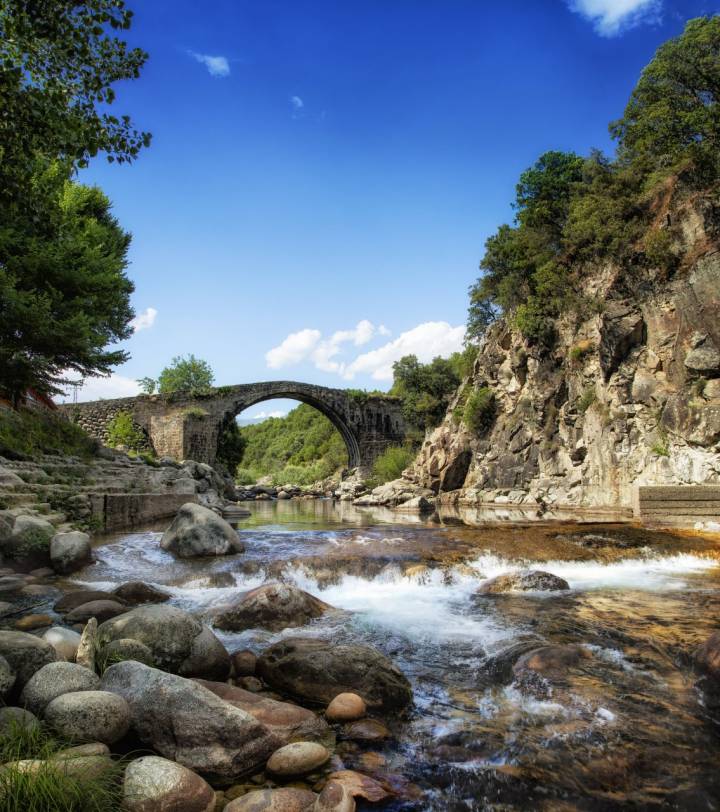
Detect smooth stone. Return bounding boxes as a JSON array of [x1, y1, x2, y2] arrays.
[[0, 630, 57, 688], [327, 770, 391, 803], [512, 644, 592, 679], [50, 531, 92, 575], [160, 502, 245, 558], [42, 627, 82, 662], [112, 581, 171, 604], [478, 570, 570, 594], [55, 589, 123, 613], [224, 788, 317, 811], [65, 599, 127, 623], [14, 613, 53, 631], [44, 690, 130, 744], [0, 654, 16, 697], [266, 742, 330, 777], [0, 706, 41, 735], [326, 693, 366, 723], [102, 637, 155, 667], [232, 649, 257, 677], [213, 583, 331, 632], [20, 661, 100, 716], [314, 780, 356, 812], [342, 719, 390, 742], [122, 755, 216, 812]]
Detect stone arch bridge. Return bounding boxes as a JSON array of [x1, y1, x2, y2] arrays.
[[60, 381, 406, 470]]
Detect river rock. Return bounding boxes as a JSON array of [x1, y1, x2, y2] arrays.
[[20, 661, 100, 716], [15, 613, 53, 631], [0, 706, 40, 735], [477, 635, 546, 685], [213, 583, 332, 632], [267, 741, 330, 777], [327, 771, 391, 803], [42, 626, 82, 662], [51, 742, 114, 780], [66, 599, 127, 623], [326, 693, 366, 722], [4, 515, 55, 564], [257, 638, 412, 712], [0, 654, 15, 698], [314, 781, 356, 812], [112, 581, 171, 605], [195, 680, 331, 744], [342, 718, 390, 742], [101, 661, 279, 782], [0, 630, 57, 688], [478, 570, 570, 594], [98, 604, 230, 679], [231, 649, 257, 677], [44, 690, 130, 744], [512, 644, 591, 679], [102, 637, 156, 667], [225, 788, 317, 812], [123, 755, 216, 812], [160, 502, 245, 558], [693, 630, 720, 681], [50, 531, 92, 575], [55, 589, 124, 613]]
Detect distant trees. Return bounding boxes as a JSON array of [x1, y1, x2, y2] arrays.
[[467, 15, 720, 346], [140, 356, 216, 396]]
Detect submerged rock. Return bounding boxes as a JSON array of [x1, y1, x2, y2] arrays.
[[693, 630, 720, 681], [512, 644, 591, 679], [122, 755, 216, 812], [478, 569, 570, 594], [98, 604, 230, 680], [160, 502, 245, 558], [101, 661, 279, 782], [112, 581, 171, 605], [257, 637, 412, 712], [213, 582, 332, 632]]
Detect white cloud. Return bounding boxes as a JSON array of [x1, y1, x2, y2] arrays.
[[56, 373, 141, 404], [290, 95, 304, 110], [342, 321, 466, 381], [245, 410, 288, 420], [130, 307, 157, 333], [567, 0, 661, 36], [264, 320, 464, 382], [266, 328, 322, 369], [189, 51, 230, 77]]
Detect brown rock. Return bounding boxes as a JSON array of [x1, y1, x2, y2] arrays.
[[238, 676, 263, 692], [122, 755, 216, 812], [213, 583, 332, 632], [512, 644, 591, 679], [15, 613, 53, 631], [224, 788, 317, 811], [694, 631, 720, 680], [341, 719, 390, 743], [232, 649, 257, 677], [266, 741, 330, 777], [326, 693, 366, 723], [66, 600, 127, 623], [327, 770, 391, 803], [478, 570, 570, 594], [314, 781, 355, 812], [55, 590, 123, 613], [112, 581, 171, 605]]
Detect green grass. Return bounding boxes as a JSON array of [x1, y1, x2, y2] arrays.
[[0, 407, 98, 460], [0, 721, 124, 812], [366, 445, 415, 488]]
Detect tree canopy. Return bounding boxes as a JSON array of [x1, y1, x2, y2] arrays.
[[141, 355, 216, 396]]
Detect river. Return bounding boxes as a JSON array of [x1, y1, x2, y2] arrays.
[[74, 500, 720, 811]]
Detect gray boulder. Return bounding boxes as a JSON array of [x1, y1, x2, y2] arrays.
[[55, 589, 124, 613], [20, 661, 100, 716], [160, 502, 245, 558], [98, 604, 230, 679], [478, 570, 570, 594], [213, 582, 332, 632], [0, 706, 40, 735], [50, 531, 92, 575], [101, 638, 155, 667], [0, 630, 57, 688], [0, 654, 15, 698], [257, 637, 412, 712], [122, 755, 216, 812], [65, 599, 127, 624], [44, 690, 130, 744], [4, 515, 55, 564], [101, 661, 279, 782], [112, 581, 171, 604], [42, 627, 82, 662]]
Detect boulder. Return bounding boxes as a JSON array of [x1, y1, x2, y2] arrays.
[[44, 690, 130, 744], [160, 503, 245, 558], [42, 627, 82, 662], [112, 581, 171, 605], [0, 630, 57, 688], [65, 599, 127, 623], [257, 638, 412, 712], [512, 644, 591, 679], [213, 583, 332, 632], [4, 515, 55, 564], [231, 649, 257, 677], [101, 638, 155, 667], [267, 741, 330, 777], [325, 693, 366, 723], [101, 661, 279, 782], [693, 631, 720, 681], [55, 589, 124, 613], [393, 496, 435, 513], [123, 755, 216, 812], [225, 788, 317, 812], [50, 531, 92, 575], [20, 661, 100, 716], [0, 706, 40, 735], [0, 654, 16, 698], [327, 771, 391, 803], [98, 604, 230, 679], [196, 680, 331, 744], [314, 781, 356, 812], [478, 570, 570, 594]]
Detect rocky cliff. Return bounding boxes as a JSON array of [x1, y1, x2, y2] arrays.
[[401, 185, 720, 513]]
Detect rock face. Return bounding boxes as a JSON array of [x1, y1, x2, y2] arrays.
[[49, 531, 92, 574], [97, 604, 230, 679], [257, 638, 412, 712], [44, 690, 130, 744], [196, 680, 331, 744], [478, 570, 570, 594], [0, 630, 57, 688], [213, 583, 332, 632], [20, 661, 100, 716], [101, 661, 279, 782], [122, 755, 216, 812], [160, 502, 244, 558]]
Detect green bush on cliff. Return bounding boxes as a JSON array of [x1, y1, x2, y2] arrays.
[[106, 411, 146, 452], [368, 445, 415, 487], [463, 387, 495, 435]]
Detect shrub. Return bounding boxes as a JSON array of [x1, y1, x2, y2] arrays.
[[463, 387, 496, 435], [0, 407, 98, 459], [105, 411, 146, 451], [235, 467, 259, 485], [368, 445, 415, 487], [569, 340, 594, 364], [577, 387, 597, 414]]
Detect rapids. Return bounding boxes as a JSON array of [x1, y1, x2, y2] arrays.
[[74, 500, 720, 811]]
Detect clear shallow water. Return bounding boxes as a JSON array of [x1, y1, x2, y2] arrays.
[[75, 501, 720, 811]]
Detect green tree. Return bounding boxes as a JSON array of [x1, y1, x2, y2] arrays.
[[156, 356, 215, 395], [0, 168, 134, 404], [611, 16, 720, 181], [106, 410, 146, 451], [137, 377, 156, 395], [390, 354, 461, 434]]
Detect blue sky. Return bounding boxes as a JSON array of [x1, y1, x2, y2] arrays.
[[66, 0, 715, 419]]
